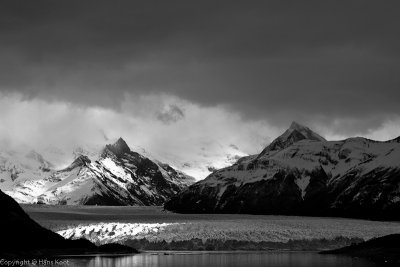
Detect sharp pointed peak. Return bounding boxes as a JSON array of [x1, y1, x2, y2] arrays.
[[286, 121, 325, 139], [286, 121, 326, 141], [289, 121, 307, 130], [258, 121, 326, 156], [114, 137, 128, 146], [105, 137, 131, 157]]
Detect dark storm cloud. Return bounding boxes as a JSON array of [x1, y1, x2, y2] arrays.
[[1, 0, 400, 135]]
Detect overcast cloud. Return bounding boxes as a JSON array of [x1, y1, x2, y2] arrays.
[[1, 1, 400, 178]]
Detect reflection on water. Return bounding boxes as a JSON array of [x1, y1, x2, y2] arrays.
[[62, 252, 377, 267]]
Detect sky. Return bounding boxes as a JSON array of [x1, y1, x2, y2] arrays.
[[1, 1, 400, 179]]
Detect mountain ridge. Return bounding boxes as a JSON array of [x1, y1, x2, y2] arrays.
[[1, 138, 195, 205], [165, 123, 400, 220]]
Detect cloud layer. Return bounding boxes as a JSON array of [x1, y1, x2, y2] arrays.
[[0, 1, 399, 136], [0, 92, 399, 179], [1, 1, 400, 178], [0, 93, 279, 178]]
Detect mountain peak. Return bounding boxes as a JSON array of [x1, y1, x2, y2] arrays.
[[62, 155, 91, 171], [105, 137, 131, 157], [286, 122, 325, 142], [114, 137, 128, 147], [289, 121, 306, 130], [258, 122, 326, 156], [73, 154, 91, 165]]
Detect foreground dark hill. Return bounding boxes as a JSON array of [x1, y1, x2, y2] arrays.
[[321, 234, 400, 266], [0, 189, 136, 256], [165, 122, 400, 220], [1, 138, 194, 205]]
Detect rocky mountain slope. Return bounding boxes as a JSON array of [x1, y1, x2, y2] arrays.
[[0, 189, 136, 256], [1, 138, 194, 205], [165, 122, 400, 220]]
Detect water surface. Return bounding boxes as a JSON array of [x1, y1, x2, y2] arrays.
[[61, 252, 377, 267]]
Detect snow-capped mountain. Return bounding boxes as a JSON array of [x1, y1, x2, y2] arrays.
[[165, 122, 400, 220], [0, 149, 53, 195], [1, 138, 195, 205], [258, 121, 326, 156]]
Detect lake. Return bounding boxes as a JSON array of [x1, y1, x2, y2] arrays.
[[51, 252, 377, 267]]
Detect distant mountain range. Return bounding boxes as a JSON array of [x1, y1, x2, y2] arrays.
[[165, 122, 400, 220], [0, 138, 194, 205]]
